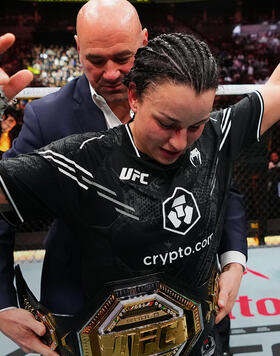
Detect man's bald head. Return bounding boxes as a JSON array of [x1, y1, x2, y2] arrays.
[[75, 0, 148, 106], [76, 0, 143, 43]]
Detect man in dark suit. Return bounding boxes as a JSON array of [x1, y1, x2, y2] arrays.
[[0, 0, 246, 354]]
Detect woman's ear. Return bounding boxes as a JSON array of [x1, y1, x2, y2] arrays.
[[128, 83, 138, 113]]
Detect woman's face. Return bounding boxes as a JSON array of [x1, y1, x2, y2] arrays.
[[1, 114, 16, 133], [129, 81, 216, 165]]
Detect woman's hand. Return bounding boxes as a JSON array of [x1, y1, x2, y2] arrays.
[[0, 33, 33, 100], [0, 308, 59, 355]]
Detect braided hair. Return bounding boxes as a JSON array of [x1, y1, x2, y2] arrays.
[[123, 33, 219, 99]]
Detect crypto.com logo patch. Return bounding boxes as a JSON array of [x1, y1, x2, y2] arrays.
[[162, 187, 201, 235]]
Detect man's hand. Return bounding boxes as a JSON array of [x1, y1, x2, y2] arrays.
[[0, 308, 59, 355], [0, 33, 33, 100], [216, 262, 243, 324]]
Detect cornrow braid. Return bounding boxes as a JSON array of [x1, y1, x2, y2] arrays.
[[123, 33, 219, 98]]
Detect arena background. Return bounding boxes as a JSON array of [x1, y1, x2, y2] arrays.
[[0, 0, 280, 355]]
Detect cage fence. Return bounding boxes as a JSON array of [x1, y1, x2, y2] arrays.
[[216, 95, 280, 246]]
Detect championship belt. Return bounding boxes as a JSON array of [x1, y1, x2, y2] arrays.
[[15, 265, 219, 356]]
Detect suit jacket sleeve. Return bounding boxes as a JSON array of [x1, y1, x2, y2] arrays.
[[219, 183, 248, 260]]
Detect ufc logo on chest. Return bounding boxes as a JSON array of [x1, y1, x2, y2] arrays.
[[119, 167, 149, 185]]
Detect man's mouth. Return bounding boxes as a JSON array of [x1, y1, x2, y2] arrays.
[[101, 82, 123, 91]]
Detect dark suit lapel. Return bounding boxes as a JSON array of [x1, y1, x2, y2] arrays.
[[72, 74, 107, 133]]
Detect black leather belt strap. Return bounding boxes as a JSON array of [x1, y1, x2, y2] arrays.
[[15, 265, 79, 355]]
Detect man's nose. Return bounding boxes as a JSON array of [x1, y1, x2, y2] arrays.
[[169, 128, 188, 151], [102, 61, 121, 82]]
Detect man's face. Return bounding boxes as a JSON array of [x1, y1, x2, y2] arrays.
[[76, 28, 144, 103]]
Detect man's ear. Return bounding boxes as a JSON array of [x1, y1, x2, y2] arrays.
[[142, 28, 148, 46], [74, 35, 82, 65], [128, 83, 138, 113], [74, 35, 80, 52]]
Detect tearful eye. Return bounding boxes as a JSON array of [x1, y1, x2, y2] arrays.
[[188, 120, 208, 132], [160, 122, 174, 129], [188, 126, 200, 132], [157, 119, 177, 129]]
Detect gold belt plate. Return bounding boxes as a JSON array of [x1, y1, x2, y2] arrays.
[[77, 281, 206, 356]]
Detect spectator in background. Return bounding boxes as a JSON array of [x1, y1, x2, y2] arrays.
[[0, 106, 22, 159], [267, 151, 280, 220], [268, 151, 280, 169]]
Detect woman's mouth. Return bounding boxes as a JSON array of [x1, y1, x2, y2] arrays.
[[160, 147, 182, 159]]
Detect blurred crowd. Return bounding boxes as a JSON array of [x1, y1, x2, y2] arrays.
[[217, 30, 280, 86], [1, 2, 280, 159], [3, 24, 280, 90], [3, 28, 280, 90], [27, 44, 83, 87]]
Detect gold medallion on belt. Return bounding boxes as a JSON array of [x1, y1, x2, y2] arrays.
[[77, 271, 219, 356]]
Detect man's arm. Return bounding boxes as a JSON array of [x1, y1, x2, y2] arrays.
[[219, 184, 247, 265], [216, 183, 247, 323]]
